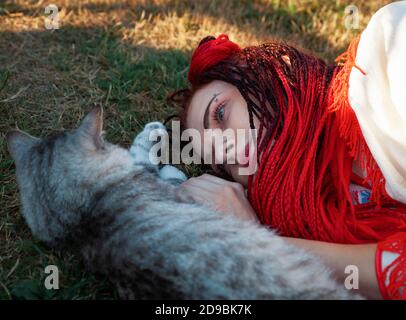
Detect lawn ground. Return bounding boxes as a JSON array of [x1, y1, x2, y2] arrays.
[[0, 0, 391, 299]]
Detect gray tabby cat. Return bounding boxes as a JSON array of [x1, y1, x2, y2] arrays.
[[6, 106, 360, 299]]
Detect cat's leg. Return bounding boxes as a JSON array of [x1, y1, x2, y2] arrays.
[[130, 122, 187, 184]]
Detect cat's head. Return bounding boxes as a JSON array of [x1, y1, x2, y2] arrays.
[[6, 106, 132, 246]]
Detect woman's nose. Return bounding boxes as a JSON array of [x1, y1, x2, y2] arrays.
[[213, 136, 236, 165]]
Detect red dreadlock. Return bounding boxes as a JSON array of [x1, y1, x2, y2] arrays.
[[183, 34, 406, 244]]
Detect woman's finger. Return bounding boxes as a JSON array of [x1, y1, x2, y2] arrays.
[[198, 173, 230, 185], [181, 176, 223, 192], [199, 174, 245, 193], [180, 186, 218, 205], [180, 179, 217, 195]]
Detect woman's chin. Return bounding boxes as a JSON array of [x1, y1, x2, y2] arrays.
[[229, 168, 250, 187]]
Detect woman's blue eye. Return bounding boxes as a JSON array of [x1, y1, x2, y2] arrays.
[[215, 103, 226, 122]]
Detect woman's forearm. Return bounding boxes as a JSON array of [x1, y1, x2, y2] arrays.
[[282, 237, 381, 299]]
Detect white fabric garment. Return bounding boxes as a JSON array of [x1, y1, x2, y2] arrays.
[[348, 1, 406, 204]]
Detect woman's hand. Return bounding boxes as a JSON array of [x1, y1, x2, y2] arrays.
[[178, 173, 259, 223]]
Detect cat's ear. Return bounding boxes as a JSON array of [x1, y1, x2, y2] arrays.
[[6, 130, 39, 162], [76, 106, 104, 148]]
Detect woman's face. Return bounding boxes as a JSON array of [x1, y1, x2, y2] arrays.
[[185, 80, 260, 187]]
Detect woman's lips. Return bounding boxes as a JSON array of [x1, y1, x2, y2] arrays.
[[245, 143, 250, 158], [236, 143, 251, 167]]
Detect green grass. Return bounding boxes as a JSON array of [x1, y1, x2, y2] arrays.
[[0, 0, 392, 299]]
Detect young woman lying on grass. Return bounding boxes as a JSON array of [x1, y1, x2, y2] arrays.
[[168, 2, 406, 300]]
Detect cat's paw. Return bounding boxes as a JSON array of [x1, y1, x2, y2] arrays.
[[159, 165, 187, 185], [144, 121, 167, 133], [130, 122, 168, 166]]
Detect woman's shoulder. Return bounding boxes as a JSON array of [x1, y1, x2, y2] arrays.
[[374, 1, 406, 16], [366, 1, 406, 30], [349, 1, 406, 102], [347, 1, 406, 204]]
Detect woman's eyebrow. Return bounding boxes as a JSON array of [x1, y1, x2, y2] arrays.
[[203, 92, 222, 129]]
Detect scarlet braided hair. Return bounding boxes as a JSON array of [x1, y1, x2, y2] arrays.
[[167, 34, 406, 244]]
